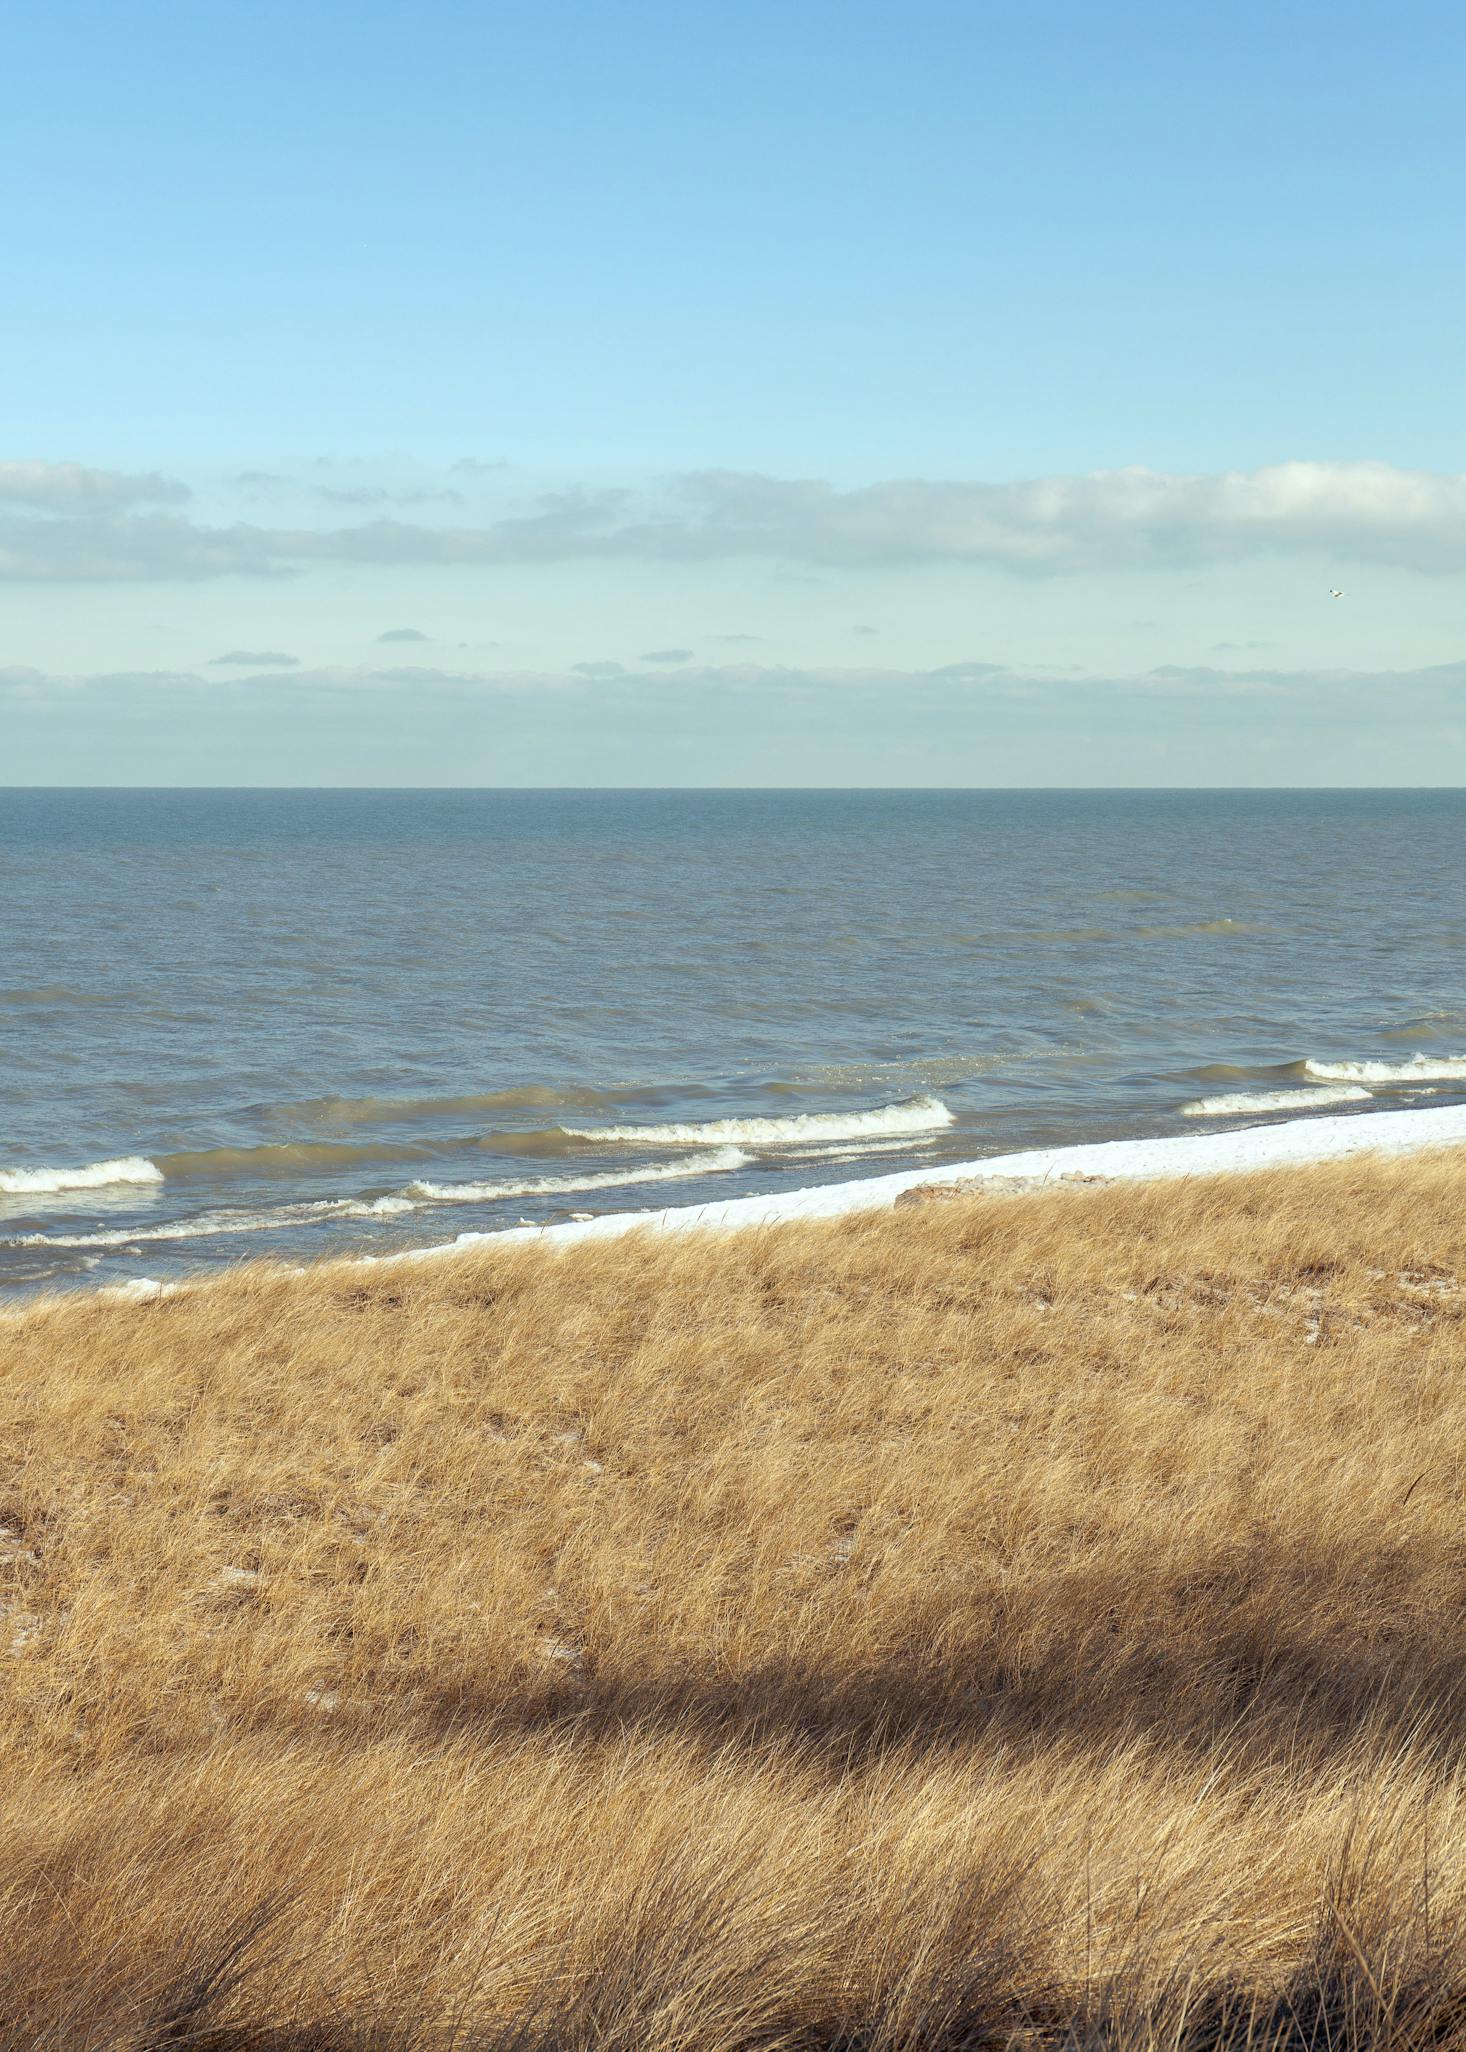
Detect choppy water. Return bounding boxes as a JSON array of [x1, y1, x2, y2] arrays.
[[2, 788, 1464, 1298]]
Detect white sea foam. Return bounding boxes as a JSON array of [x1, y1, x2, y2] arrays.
[[1182, 1085, 1371, 1118], [408, 1148, 750, 1203], [13, 1193, 416, 1249], [786, 1136, 942, 1162], [0, 1156, 163, 1195], [561, 1096, 955, 1149], [1304, 1055, 1466, 1083]]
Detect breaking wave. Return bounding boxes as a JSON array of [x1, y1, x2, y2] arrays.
[[560, 1096, 955, 1149], [0, 1156, 164, 1195], [785, 1136, 942, 1162], [409, 1148, 750, 1204], [1304, 1055, 1466, 1083], [10, 1193, 415, 1249], [1182, 1086, 1371, 1118]]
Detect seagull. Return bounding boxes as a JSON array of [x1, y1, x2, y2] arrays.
[[1329, 588, 1345, 598]]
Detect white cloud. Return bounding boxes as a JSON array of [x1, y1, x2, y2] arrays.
[[0, 512, 280, 581], [646, 463, 1466, 573], [8, 459, 1466, 581], [317, 485, 464, 507], [0, 461, 189, 514]]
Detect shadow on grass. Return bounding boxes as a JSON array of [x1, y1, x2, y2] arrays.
[[402, 1531, 1466, 1775], [51, 1926, 1466, 2052]]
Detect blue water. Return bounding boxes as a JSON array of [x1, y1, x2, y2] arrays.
[[2, 788, 1464, 1296]]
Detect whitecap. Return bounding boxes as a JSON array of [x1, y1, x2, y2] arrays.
[[560, 1096, 955, 1148], [409, 1147, 750, 1203], [1182, 1086, 1371, 1118], [783, 1136, 942, 1162], [1304, 1055, 1466, 1083], [11, 1192, 418, 1249], [0, 1156, 163, 1195]]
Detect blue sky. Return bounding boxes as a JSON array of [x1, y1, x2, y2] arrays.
[[6, 0, 1466, 782]]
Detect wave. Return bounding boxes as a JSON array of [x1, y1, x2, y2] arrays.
[[0, 984, 114, 1009], [0, 1156, 163, 1195], [1380, 1012, 1466, 1044], [767, 1053, 1040, 1092], [1137, 919, 1269, 939], [11, 1194, 416, 1249], [1181, 1086, 1371, 1118], [408, 1148, 750, 1204], [270, 1082, 617, 1128], [559, 1096, 955, 1149], [785, 1136, 942, 1162], [1304, 1055, 1466, 1084], [1028, 919, 1266, 944], [158, 1139, 431, 1181]]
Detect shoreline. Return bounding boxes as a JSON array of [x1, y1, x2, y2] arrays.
[[54, 1097, 1466, 1308], [390, 1097, 1466, 1262]]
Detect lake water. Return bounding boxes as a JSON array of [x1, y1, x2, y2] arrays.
[[2, 788, 1464, 1298]]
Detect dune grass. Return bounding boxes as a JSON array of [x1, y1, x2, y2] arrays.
[[5, 1153, 1466, 2047]]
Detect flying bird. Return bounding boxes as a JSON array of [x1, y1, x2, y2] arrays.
[[1329, 588, 1345, 598]]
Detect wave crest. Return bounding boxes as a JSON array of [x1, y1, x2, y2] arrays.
[[1181, 1086, 1371, 1118], [1304, 1055, 1466, 1083], [561, 1096, 954, 1149], [0, 1156, 163, 1195], [409, 1149, 750, 1204], [11, 1193, 416, 1249]]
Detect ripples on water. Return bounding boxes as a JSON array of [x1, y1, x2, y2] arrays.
[[1, 789, 1464, 1297]]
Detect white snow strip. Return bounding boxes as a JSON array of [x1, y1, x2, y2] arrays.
[[1182, 1085, 1370, 1117], [388, 1101, 1466, 1268]]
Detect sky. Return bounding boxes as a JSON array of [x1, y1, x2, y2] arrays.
[[5, 0, 1466, 785]]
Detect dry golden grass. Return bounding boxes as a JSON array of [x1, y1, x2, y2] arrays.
[[6, 1153, 1466, 2048]]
